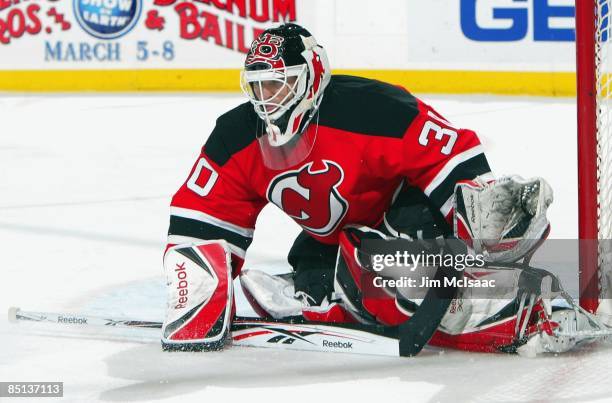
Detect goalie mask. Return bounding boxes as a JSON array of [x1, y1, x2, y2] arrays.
[[240, 23, 331, 170]]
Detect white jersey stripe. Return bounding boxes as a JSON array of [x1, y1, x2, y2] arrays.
[[170, 206, 254, 238], [167, 235, 247, 259], [440, 195, 455, 218], [423, 145, 486, 197]]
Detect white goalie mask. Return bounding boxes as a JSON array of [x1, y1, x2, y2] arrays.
[[240, 24, 331, 170]]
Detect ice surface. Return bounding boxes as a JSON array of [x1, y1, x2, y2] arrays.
[[1, 93, 612, 402]]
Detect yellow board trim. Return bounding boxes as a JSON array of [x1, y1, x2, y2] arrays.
[[336, 70, 577, 97], [0, 69, 576, 96]]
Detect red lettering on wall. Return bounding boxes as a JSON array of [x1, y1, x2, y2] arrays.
[[175, 2, 200, 39], [236, 23, 249, 53], [227, 0, 246, 18], [149, 0, 297, 53], [201, 10, 222, 46], [225, 19, 233, 49], [0, 3, 41, 45], [249, 0, 268, 23], [273, 0, 295, 22], [211, 0, 227, 10]]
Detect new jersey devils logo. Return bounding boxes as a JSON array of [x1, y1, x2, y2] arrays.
[[245, 33, 285, 69], [267, 161, 349, 236]]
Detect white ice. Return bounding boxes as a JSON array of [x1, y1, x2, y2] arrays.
[[1, 93, 611, 403]]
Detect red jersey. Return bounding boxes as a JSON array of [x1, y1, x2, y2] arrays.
[[167, 76, 492, 273]]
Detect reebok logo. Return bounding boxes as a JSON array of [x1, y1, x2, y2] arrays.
[[322, 340, 353, 349], [469, 194, 476, 224], [58, 315, 88, 325], [174, 261, 189, 309]]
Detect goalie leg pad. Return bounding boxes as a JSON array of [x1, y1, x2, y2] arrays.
[[161, 241, 232, 351], [335, 227, 409, 326], [240, 269, 360, 324]]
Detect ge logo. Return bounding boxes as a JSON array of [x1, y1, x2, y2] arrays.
[[460, 0, 575, 42]]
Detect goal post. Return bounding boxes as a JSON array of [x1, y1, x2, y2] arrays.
[[576, 0, 599, 313], [576, 0, 612, 316]]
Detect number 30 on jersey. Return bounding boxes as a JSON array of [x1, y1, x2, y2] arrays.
[[418, 117, 458, 155]]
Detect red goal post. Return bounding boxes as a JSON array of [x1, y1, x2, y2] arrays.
[[576, 0, 612, 315]]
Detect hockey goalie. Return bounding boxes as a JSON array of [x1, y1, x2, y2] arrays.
[[161, 23, 608, 355]]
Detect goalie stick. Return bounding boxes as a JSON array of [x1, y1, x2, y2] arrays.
[[10, 300, 612, 358], [396, 237, 464, 356], [5, 239, 467, 357], [8, 307, 406, 357]]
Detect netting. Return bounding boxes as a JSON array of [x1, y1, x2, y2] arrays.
[[595, 0, 612, 312]]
